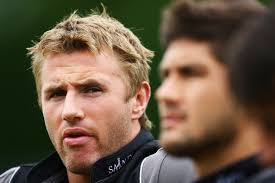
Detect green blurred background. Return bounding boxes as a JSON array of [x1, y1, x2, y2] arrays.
[[0, 0, 272, 172]]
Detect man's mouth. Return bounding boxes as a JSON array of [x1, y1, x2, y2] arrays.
[[63, 127, 93, 146], [161, 114, 187, 129]]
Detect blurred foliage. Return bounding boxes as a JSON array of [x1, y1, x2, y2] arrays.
[[0, 0, 273, 173], [262, 0, 274, 4]]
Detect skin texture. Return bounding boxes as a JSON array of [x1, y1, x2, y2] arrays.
[[40, 49, 150, 182]]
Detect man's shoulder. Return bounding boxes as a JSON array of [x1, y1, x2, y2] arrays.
[[140, 148, 197, 183], [0, 167, 21, 183], [0, 164, 34, 183], [242, 166, 275, 183]]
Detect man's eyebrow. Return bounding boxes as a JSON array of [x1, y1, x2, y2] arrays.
[[42, 76, 112, 93], [159, 62, 207, 78], [177, 63, 207, 73], [74, 77, 110, 86], [43, 82, 66, 94]]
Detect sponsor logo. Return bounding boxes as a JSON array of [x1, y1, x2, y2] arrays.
[[108, 154, 132, 174]]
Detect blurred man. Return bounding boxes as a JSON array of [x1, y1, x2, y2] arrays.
[[0, 10, 159, 183], [154, 0, 266, 182], [228, 5, 275, 182]]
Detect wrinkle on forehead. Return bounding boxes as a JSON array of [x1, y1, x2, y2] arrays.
[[41, 49, 125, 88], [41, 67, 126, 94], [43, 74, 111, 89], [48, 66, 121, 80]]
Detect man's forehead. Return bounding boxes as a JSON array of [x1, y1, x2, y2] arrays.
[[160, 39, 218, 71], [160, 53, 201, 72], [45, 72, 113, 85], [41, 50, 125, 84]]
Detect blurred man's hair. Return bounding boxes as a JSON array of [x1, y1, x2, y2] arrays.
[[228, 5, 275, 130], [160, 0, 266, 63]]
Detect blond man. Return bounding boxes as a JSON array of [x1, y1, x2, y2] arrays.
[[0, 10, 159, 183]]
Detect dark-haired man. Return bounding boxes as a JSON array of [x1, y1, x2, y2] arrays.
[[141, 0, 268, 183]]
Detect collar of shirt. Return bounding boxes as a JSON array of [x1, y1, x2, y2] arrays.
[[26, 129, 154, 183]]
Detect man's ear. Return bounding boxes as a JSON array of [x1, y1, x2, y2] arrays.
[[132, 81, 151, 120]]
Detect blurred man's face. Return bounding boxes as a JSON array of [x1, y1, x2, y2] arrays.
[[156, 39, 240, 157], [40, 49, 141, 175]]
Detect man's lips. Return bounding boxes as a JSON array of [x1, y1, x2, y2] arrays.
[[63, 127, 93, 146], [161, 115, 186, 129]]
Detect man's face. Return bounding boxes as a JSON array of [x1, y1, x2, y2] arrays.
[[40, 49, 140, 174], [156, 39, 240, 157]]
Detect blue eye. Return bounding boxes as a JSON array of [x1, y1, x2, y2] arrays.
[[84, 86, 102, 93], [49, 90, 66, 99]]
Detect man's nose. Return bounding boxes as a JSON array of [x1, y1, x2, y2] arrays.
[[155, 78, 181, 104], [62, 92, 85, 123]]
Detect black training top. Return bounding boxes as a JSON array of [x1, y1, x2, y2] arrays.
[[0, 129, 159, 183], [194, 155, 262, 183]]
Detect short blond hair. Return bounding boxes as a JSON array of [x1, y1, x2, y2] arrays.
[[28, 10, 154, 130]]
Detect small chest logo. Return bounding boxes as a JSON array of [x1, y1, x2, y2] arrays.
[[108, 154, 132, 174]]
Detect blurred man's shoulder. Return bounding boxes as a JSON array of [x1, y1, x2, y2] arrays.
[[242, 166, 275, 183], [140, 148, 197, 183]]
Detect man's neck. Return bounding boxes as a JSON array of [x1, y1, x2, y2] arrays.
[[258, 131, 275, 167], [67, 171, 91, 183], [194, 122, 263, 178]]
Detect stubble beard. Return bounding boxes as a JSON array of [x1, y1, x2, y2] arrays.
[[65, 116, 133, 175], [59, 137, 102, 175], [161, 118, 237, 159], [66, 155, 100, 175]]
